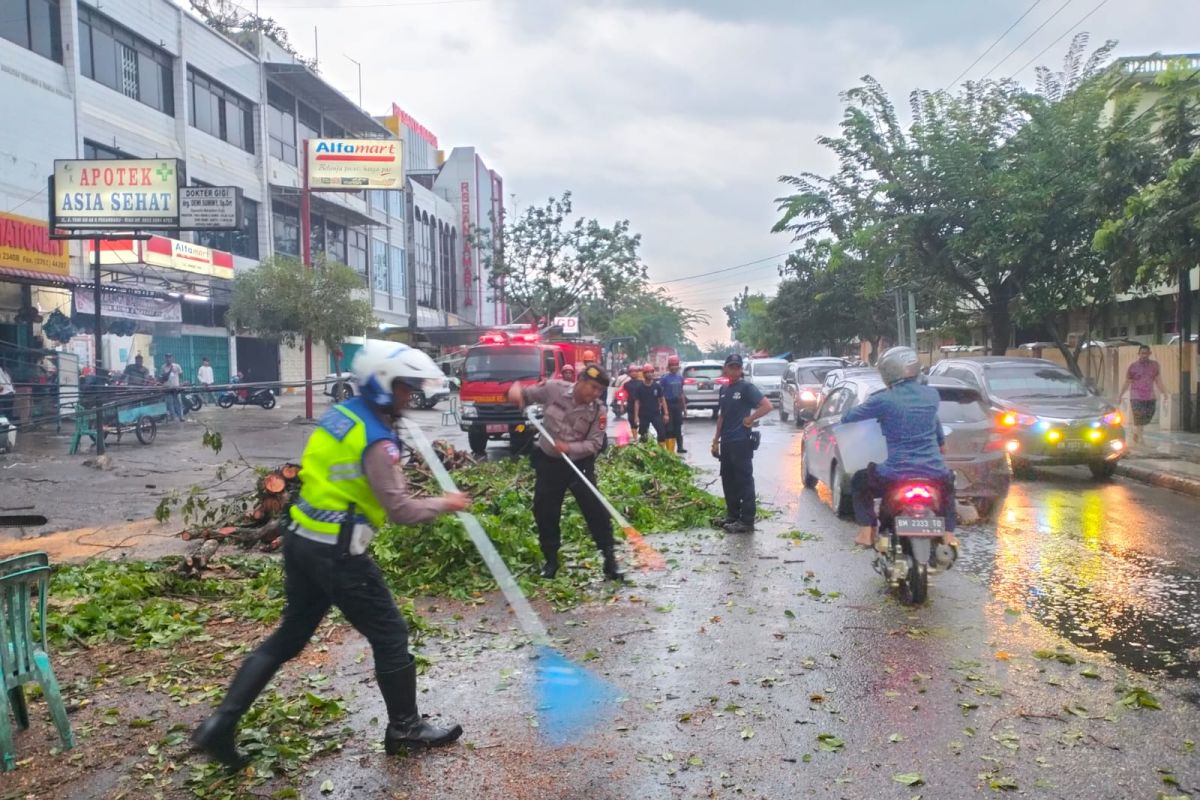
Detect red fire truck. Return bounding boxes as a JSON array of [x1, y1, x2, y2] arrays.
[[458, 329, 580, 454]]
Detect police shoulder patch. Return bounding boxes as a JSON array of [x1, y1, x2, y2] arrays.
[[318, 408, 356, 440], [384, 441, 402, 464]]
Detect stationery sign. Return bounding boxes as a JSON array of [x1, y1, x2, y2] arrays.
[[53, 158, 183, 229], [306, 139, 403, 190], [179, 186, 242, 230]]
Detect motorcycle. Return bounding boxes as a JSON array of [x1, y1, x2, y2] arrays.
[[183, 384, 204, 412], [872, 480, 956, 605], [217, 386, 276, 410], [610, 386, 628, 419]]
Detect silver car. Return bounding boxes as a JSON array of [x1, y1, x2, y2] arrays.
[[682, 360, 725, 418], [779, 357, 847, 425], [746, 358, 789, 404], [801, 374, 1012, 519]]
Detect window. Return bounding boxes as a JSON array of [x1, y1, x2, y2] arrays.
[[79, 7, 173, 115], [83, 139, 133, 160], [297, 101, 321, 145], [1, 0, 62, 61], [308, 213, 325, 257], [267, 83, 297, 165], [389, 245, 404, 296], [819, 388, 852, 419], [272, 203, 299, 256], [327, 222, 347, 264], [982, 366, 1088, 399], [542, 349, 556, 379], [193, 184, 259, 259], [188, 69, 255, 153], [372, 238, 389, 293], [348, 229, 368, 277]]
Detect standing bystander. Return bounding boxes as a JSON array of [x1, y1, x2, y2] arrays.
[[197, 357, 216, 403], [1118, 345, 1167, 445], [159, 353, 185, 421]]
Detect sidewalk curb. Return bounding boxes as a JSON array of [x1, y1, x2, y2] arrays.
[[1115, 461, 1200, 497]]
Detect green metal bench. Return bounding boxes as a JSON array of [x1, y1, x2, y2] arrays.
[[0, 553, 74, 771]]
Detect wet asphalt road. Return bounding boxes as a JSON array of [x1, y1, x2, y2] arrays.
[[13, 402, 1200, 798], [289, 411, 1200, 800]]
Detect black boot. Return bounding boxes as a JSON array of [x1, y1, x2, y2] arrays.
[[540, 545, 559, 579], [378, 660, 462, 753], [602, 548, 625, 581], [192, 653, 278, 770]]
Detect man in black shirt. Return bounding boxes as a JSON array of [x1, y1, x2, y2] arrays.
[[123, 355, 150, 386], [711, 354, 772, 533], [632, 363, 668, 444]]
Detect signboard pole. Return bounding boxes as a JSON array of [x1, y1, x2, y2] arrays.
[[301, 139, 314, 421], [92, 238, 105, 455]]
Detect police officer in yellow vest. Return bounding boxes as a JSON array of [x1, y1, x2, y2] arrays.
[[193, 341, 469, 770]]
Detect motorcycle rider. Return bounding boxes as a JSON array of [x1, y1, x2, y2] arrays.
[[193, 341, 469, 770], [841, 346, 959, 550]]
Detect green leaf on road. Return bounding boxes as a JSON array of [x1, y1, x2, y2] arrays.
[[893, 773, 924, 786], [687, 755, 703, 767], [740, 727, 754, 740], [784, 609, 796, 619], [1119, 687, 1161, 710], [989, 776, 1018, 791], [816, 733, 845, 752], [319, 780, 334, 794], [1080, 667, 1100, 679], [889, 733, 905, 743], [1033, 648, 1076, 665]]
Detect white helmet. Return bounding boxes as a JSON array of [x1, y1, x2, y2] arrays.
[[352, 341, 442, 406], [878, 346, 921, 387]]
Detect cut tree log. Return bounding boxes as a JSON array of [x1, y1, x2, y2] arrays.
[[262, 473, 287, 494], [281, 464, 300, 480]]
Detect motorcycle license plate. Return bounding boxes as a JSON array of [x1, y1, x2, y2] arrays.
[[895, 517, 945, 536], [486, 424, 508, 434]]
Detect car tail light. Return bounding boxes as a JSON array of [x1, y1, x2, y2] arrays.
[[683, 377, 696, 385], [715, 376, 730, 385]]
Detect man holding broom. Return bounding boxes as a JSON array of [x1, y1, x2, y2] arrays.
[[192, 341, 468, 770], [508, 363, 623, 581]]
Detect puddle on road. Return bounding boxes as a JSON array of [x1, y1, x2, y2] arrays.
[[957, 482, 1200, 678]]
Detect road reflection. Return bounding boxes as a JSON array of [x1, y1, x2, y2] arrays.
[[959, 482, 1200, 677]]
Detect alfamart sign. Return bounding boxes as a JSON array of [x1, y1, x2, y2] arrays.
[[307, 140, 402, 190], [53, 158, 183, 229]]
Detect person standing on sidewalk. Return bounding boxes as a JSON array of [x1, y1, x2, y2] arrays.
[[1119, 345, 1167, 445], [659, 355, 687, 453], [507, 364, 623, 581], [193, 341, 469, 770], [159, 354, 184, 421], [197, 357, 215, 404], [712, 354, 772, 533]]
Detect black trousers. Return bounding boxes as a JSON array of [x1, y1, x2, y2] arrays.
[[719, 438, 756, 523], [532, 449, 614, 558], [252, 532, 411, 674], [851, 465, 957, 532], [638, 411, 667, 442], [666, 401, 685, 448]]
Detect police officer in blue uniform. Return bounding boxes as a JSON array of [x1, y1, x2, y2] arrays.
[[712, 354, 773, 533], [192, 342, 469, 770]]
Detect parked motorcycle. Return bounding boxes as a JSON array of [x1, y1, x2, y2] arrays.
[[217, 386, 276, 410], [872, 480, 956, 605], [183, 385, 204, 412], [610, 386, 629, 419]]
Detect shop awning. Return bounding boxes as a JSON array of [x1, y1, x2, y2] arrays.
[[0, 266, 83, 286], [264, 63, 392, 137]]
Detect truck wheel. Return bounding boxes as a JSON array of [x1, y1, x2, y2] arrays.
[[468, 429, 488, 455]]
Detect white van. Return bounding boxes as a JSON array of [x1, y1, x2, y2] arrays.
[[747, 358, 789, 404]]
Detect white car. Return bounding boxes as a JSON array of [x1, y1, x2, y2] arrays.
[[746, 358, 789, 404], [324, 371, 450, 409]]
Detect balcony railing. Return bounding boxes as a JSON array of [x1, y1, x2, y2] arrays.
[[1118, 54, 1200, 75]]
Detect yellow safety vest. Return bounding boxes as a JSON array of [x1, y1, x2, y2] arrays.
[[289, 397, 393, 539]]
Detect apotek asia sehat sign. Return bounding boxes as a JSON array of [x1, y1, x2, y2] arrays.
[[307, 140, 402, 190], [53, 159, 183, 229]]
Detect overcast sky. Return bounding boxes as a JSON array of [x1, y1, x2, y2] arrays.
[[252, 0, 1200, 345]]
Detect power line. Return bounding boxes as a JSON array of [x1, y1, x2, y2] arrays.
[[980, 0, 1075, 80], [943, 0, 1045, 91], [654, 258, 785, 292], [1006, 0, 1111, 80], [258, 0, 482, 9], [652, 251, 793, 286]]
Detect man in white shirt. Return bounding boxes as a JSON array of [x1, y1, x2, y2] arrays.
[[197, 357, 215, 403], [159, 353, 185, 421]]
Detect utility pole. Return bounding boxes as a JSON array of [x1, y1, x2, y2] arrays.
[[907, 290, 918, 354], [894, 289, 906, 347]]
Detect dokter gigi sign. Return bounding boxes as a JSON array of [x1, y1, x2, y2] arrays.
[[306, 140, 402, 190], [53, 158, 183, 229]]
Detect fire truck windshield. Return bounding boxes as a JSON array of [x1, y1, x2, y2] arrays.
[[464, 346, 542, 382]]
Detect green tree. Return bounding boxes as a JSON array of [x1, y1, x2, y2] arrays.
[[472, 192, 646, 325], [582, 286, 705, 359], [723, 289, 774, 352], [226, 255, 376, 351]]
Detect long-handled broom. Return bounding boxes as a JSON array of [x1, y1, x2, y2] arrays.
[[524, 410, 667, 571], [400, 418, 619, 745]]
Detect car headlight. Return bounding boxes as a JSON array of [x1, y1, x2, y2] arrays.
[[1103, 411, 1122, 426], [799, 390, 816, 402], [460, 401, 476, 417], [999, 411, 1038, 428]]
